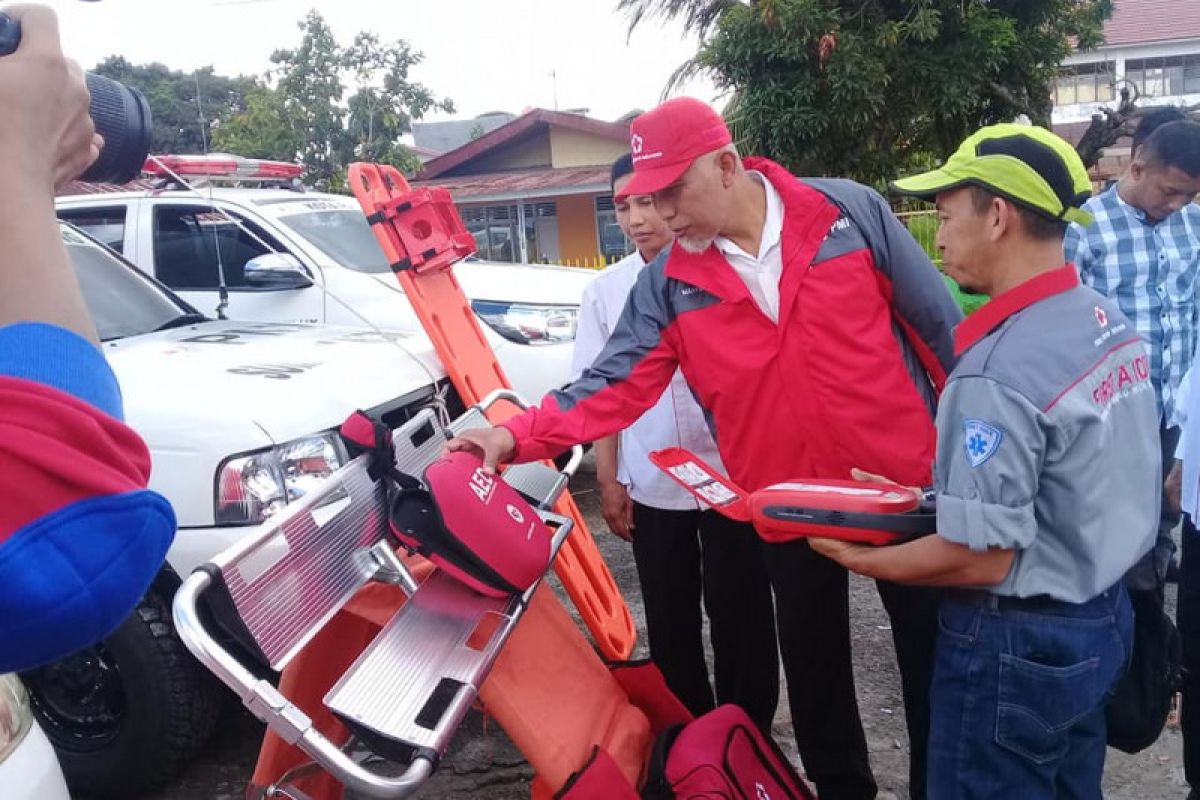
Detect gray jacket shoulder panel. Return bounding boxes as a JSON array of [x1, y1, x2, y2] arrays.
[[802, 178, 894, 270]]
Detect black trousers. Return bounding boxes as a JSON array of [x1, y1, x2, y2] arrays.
[[1129, 425, 1182, 590], [1179, 516, 1200, 786], [765, 538, 940, 800], [630, 501, 779, 731]]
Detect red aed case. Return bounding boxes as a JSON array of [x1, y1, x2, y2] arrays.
[[389, 452, 552, 597], [650, 448, 935, 546], [340, 411, 552, 597]]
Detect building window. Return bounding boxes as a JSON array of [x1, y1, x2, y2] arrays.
[[1188, 56, 1200, 94], [461, 202, 557, 263], [1054, 62, 1114, 106], [1125, 55, 1200, 99], [595, 195, 633, 263]]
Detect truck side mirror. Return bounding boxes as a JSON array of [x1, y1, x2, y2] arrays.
[[243, 253, 313, 289]]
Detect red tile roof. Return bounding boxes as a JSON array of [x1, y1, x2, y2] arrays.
[[412, 165, 610, 201], [415, 109, 630, 181], [1102, 0, 1200, 46], [57, 179, 157, 196]]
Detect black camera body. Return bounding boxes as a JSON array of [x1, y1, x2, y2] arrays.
[[0, 11, 152, 184]]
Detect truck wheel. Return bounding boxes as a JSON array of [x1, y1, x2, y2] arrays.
[[20, 588, 225, 798]]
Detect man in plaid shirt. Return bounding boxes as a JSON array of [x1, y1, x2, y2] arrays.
[[1065, 111, 1200, 592]]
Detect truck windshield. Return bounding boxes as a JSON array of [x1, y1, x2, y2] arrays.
[[276, 209, 391, 274], [62, 224, 195, 342]]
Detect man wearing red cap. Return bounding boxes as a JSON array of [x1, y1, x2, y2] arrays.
[[449, 97, 962, 800]]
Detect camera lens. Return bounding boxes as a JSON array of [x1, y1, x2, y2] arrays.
[[81, 73, 153, 184], [0, 12, 154, 185]]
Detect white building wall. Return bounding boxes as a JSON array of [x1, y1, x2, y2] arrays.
[[1052, 37, 1200, 124]]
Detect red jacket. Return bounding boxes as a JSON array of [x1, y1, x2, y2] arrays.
[[505, 159, 961, 514]]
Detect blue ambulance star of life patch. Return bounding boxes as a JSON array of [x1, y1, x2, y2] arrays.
[[963, 420, 1003, 468]]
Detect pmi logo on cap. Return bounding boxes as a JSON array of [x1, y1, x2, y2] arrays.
[[630, 132, 664, 164]]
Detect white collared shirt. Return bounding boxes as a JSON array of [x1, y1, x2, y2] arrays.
[[715, 170, 785, 322], [1175, 365, 1200, 519], [571, 250, 726, 510]]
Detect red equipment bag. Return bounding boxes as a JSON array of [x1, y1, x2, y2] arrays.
[[651, 447, 935, 545], [608, 659, 694, 736], [642, 705, 817, 800], [553, 746, 640, 799], [340, 411, 550, 597]]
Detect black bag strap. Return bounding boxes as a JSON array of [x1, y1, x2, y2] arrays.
[[641, 723, 685, 800], [388, 486, 522, 594], [339, 410, 421, 489]]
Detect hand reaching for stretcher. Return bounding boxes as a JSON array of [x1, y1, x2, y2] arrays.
[[808, 467, 922, 564], [445, 427, 517, 474]]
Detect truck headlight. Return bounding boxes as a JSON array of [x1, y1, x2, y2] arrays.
[[0, 675, 33, 764], [215, 433, 346, 525], [472, 301, 578, 345]]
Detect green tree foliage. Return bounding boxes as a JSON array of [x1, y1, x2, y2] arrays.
[[95, 10, 452, 188], [267, 11, 452, 187], [91, 56, 259, 154], [620, 0, 1113, 185], [210, 83, 302, 163], [343, 31, 454, 169], [268, 10, 349, 185]]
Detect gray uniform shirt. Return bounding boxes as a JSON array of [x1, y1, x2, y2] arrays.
[[935, 267, 1159, 603]]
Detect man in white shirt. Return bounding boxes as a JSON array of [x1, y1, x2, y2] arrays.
[[571, 154, 779, 728]]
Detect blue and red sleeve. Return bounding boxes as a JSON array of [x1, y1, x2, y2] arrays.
[[0, 323, 175, 673]]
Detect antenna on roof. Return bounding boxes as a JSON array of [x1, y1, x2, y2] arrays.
[[194, 71, 230, 321]]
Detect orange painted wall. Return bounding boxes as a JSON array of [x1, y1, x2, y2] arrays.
[[555, 194, 601, 264]]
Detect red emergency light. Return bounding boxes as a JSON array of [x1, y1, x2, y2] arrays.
[[650, 447, 935, 546], [143, 154, 304, 181]]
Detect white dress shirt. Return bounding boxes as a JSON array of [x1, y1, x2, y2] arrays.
[[1176, 364, 1200, 519], [714, 171, 785, 322], [571, 250, 727, 510]]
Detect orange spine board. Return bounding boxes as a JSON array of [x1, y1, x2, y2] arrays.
[[348, 162, 635, 660]]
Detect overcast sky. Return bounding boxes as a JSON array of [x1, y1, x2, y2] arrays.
[[31, 0, 720, 123]]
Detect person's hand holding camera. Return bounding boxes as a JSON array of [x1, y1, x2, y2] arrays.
[[0, 4, 99, 193], [0, 4, 101, 342]]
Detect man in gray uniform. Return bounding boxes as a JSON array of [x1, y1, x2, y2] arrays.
[[812, 124, 1160, 798]]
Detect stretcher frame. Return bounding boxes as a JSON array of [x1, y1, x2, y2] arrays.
[[173, 390, 581, 798]]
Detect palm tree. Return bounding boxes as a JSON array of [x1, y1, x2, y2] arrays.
[[616, 0, 757, 149], [616, 0, 749, 40]]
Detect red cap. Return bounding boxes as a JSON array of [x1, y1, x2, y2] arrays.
[[618, 97, 732, 199]]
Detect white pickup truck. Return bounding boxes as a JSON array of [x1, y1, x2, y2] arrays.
[[56, 168, 596, 403], [20, 225, 460, 799]]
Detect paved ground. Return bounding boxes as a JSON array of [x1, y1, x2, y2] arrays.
[[142, 456, 1189, 799]]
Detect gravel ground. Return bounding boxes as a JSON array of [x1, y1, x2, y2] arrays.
[[142, 455, 1188, 799]]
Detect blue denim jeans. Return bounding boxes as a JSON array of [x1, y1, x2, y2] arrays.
[[927, 585, 1133, 800]]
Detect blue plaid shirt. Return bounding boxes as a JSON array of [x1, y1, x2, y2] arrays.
[[1065, 185, 1200, 423]]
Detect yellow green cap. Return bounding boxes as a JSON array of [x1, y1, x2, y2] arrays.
[[891, 123, 1094, 226]]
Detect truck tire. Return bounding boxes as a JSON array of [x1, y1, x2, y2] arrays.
[[20, 587, 225, 798]]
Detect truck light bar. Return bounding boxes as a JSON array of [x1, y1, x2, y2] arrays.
[[143, 154, 303, 181]]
